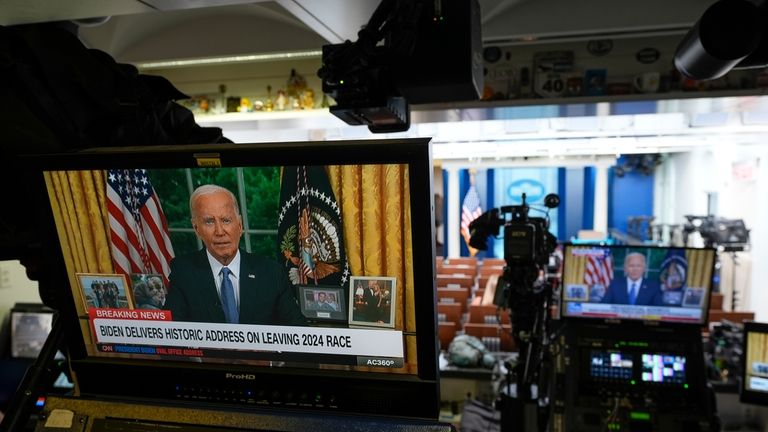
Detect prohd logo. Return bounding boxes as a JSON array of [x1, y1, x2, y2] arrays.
[[225, 373, 256, 380]]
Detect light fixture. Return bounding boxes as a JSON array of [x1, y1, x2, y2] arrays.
[[136, 50, 323, 70]]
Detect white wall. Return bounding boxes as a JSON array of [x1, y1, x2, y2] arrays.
[[0, 260, 41, 322], [750, 149, 768, 322], [659, 143, 768, 319]]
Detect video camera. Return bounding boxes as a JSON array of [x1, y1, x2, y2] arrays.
[[468, 193, 560, 308], [468, 192, 559, 428], [317, 0, 482, 133], [683, 215, 750, 251]]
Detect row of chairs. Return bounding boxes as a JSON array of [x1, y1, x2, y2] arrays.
[[437, 303, 514, 352], [435, 257, 514, 352]]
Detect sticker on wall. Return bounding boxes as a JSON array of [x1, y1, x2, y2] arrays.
[[587, 39, 613, 57], [636, 47, 661, 64], [483, 46, 502, 63], [507, 179, 545, 203]]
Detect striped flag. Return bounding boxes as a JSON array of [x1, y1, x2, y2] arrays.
[[106, 169, 174, 284], [584, 252, 613, 288], [460, 184, 483, 256]]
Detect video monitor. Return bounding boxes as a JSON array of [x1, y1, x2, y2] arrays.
[[741, 321, 768, 405], [640, 353, 686, 384], [28, 139, 439, 419], [561, 244, 715, 324], [588, 350, 633, 382], [10, 305, 54, 359]]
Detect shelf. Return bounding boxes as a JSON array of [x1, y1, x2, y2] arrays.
[[194, 108, 333, 123], [194, 89, 768, 129]]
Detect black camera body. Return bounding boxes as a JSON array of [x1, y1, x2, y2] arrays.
[[502, 210, 556, 269], [468, 193, 559, 318], [469, 193, 558, 270]]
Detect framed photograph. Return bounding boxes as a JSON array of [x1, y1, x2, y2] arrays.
[[298, 285, 346, 322], [682, 287, 705, 308], [76, 273, 133, 310], [129, 273, 167, 310], [349, 276, 397, 328], [564, 284, 589, 302]]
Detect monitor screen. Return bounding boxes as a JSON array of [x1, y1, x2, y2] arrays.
[[30, 139, 439, 419], [640, 353, 686, 384], [581, 348, 690, 389], [10, 309, 54, 359], [588, 350, 633, 382], [741, 321, 768, 405], [561, 244, 715, 324]]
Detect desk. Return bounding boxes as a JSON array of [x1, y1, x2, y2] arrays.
[[711, 381, 764, 431]]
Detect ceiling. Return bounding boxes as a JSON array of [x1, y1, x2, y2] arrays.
[[1, 0, 716, 64], [7, 0, 758, 164]]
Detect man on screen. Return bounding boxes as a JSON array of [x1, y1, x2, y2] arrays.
[[165, 184, 306, 325], [601, 252, 662, 306]]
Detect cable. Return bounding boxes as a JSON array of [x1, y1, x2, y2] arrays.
[[601, 396, 621, 432]]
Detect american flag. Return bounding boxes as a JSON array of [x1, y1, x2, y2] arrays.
[[460, 184, 483, 255], [584, 252, 613, 287], [106, 169, 174, 283]]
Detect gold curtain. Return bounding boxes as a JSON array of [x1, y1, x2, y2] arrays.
[[747, 333, 768, 384], [685, 249, 714, 288], [563, 252, 587, 286], [44, 170, 114, 314], [327, 164, 416, 373]]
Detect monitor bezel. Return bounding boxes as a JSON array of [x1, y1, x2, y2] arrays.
[[559, 243, 716, 327], [741, 321, 768, 406], [27, 138, 441, 419]]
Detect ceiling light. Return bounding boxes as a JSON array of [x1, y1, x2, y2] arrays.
[[136, 50, 323, 70]]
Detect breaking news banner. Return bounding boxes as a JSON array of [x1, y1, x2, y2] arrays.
[[90, 317, 404, 358]]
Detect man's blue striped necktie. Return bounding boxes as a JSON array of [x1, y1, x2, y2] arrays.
[[628, 282, 638, 305], [220, 267, 238, 324]]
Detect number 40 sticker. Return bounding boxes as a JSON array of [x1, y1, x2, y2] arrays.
[[535, 73, 566, 98]]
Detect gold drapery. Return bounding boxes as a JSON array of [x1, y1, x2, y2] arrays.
[[327, 164, 416, 373], [747, 333, 768, 382], [563, 253, 587, 286], [44, 170, 113, 313], [686, 249, 714, 289], [45, 170, 113, 353]]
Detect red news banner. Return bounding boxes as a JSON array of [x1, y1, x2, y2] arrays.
[[86, 308, 404, 359], [89, 308, 172, 321]]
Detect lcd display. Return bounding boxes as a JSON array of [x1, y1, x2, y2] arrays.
[[640, 353, 686, 384], [589, 350, 633, 381], [743, 321, 768, 404], [561, 245, 715, 324], [11, 311, 54, 359], [31, 140, 440, 418]]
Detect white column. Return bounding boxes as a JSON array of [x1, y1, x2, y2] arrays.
[[445, 166, 462, 258], [593, 164, 609, 235]]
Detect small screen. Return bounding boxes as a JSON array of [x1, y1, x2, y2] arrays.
[[561, 245, 715, 324], [11, 311, 54, 359], [744, 323, 768, 396], [589, 350, 633, 381], [640, 353, 686, 384]]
